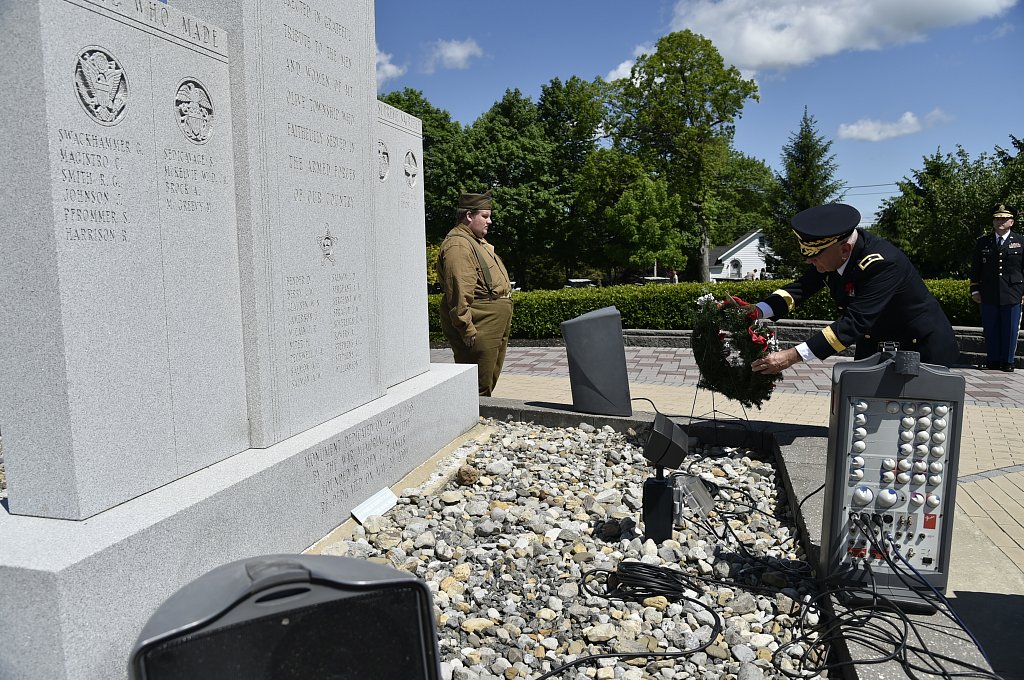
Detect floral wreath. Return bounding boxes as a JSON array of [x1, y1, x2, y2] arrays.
[[691, 293, 782, 409]]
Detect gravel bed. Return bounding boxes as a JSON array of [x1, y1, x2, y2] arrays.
[[326, 419, 827, 680]]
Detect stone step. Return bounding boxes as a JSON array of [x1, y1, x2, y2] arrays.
[[623, 322, 1024, 367]]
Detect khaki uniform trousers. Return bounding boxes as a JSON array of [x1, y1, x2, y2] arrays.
[[440, 297, 513, 396]]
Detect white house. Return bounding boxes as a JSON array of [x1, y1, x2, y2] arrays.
[[709, 229, 773, 281]]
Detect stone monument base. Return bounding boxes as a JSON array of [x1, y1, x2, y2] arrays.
[[0, 363, 477, 680]]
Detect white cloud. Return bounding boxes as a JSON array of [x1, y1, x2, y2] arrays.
[[670, 0, 1017, 71], [423, 38, 483, 74], [376, 50, 406, 84], [837, 107, 954, 141], [605, 44, 653, 81], [980, 21, 1016, 40]]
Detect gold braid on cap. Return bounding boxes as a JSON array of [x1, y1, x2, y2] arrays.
[[793, 231, 843, 257]]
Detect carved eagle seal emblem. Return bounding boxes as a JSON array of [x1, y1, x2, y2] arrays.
[[74, 47, 129, 125]]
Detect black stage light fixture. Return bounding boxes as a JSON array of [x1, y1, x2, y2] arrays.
[[129, 554, 441, 680], [641, 413, 691, 543], [560, 306, 632, 417]]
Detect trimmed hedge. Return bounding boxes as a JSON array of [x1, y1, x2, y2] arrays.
[[428, 279, 979, 340]]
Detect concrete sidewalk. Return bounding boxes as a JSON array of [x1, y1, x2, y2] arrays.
[[433, 346, 1024, 678]]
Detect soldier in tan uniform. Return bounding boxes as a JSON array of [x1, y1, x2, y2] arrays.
[[438, 191, 513, 396]]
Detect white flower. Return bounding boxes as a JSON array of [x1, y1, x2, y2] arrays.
[[697, 293, 716, 307]]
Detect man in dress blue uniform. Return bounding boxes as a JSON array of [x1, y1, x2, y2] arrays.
[[749, 203, 959, 375], [970, 204, 1024, 372]]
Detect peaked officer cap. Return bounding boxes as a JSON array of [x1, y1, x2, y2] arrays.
[[993, 204, 1013, 218], [791, 203, 861, 257], [459, 190, 493, 211]]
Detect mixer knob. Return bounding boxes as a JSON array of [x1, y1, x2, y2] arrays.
[[877, 489, 899, 508], [852, 486, 874, 505]]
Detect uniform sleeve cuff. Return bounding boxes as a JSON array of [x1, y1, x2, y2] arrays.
[[756, 302, 774, 319], [796, 342, 817, 362]]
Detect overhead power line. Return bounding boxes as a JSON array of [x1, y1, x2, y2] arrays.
[[846, 182, 898, 188]]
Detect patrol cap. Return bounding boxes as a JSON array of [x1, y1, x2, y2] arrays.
[[791, 203, 861, 257], [458, 190, 493, 211], [993, 204, 1013, 219]]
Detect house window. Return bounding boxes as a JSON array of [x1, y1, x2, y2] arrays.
[[730, 259, 742, 278]]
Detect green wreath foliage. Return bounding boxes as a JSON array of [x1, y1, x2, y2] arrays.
[[691, 293, 783, 409]]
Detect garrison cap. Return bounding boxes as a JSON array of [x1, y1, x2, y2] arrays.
[[791, 203, 861, 257], [458, 190, 493, 211], [993, 204, 1013, 218]]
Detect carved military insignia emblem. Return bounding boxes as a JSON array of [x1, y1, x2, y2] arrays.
[[377, 140, 390, 181], [74, 47, 129, 125], [175, 79, 214, 144], [404, 151, 419, 188], [318, 226, 335, 265]]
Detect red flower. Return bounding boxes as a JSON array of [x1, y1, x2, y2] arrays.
[[747, 325, 769, 351]]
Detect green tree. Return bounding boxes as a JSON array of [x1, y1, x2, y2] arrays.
[[462, 89, 560, 289], [874, 146, 1001, 278], [378, 88, 466, 243], [764, 107, 845, 276], [714, 150, 779, 247], [574, 148, 690, 281], [609, 30, 759, 281], [537, 76, 610, 280], [995, 135, 1024, 210]]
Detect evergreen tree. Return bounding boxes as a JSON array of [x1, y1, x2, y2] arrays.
[[765, 107, 845, 276]]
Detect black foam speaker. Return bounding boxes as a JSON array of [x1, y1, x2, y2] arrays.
[[560, 306, 632, 416], [129, 555, 441, 680], [643, 412, 689, 469]]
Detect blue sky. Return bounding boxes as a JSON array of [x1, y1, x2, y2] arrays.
[[374, 0, 1022, 228]]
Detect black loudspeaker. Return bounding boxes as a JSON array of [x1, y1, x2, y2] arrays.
[[129, 555, 441, 680], [643, 413, 689, 469], [560, 306, 632, 416]]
